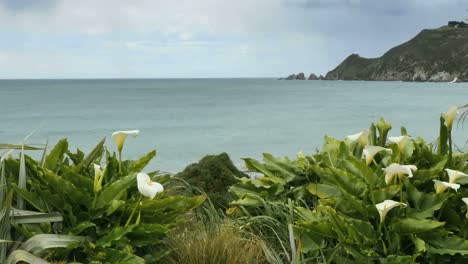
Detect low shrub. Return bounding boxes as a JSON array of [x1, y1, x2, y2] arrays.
[[174, 153, 247, 209]]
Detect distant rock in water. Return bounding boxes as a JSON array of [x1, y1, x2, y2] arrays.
[[325, 26, 468, 82], [285, 74, 297, 80], [282, 72, 316, 80], [308, 73, 318, 80], [319, 75, 325, 80]]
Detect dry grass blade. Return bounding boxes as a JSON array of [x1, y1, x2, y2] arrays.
[[0, 144, 42, 150], [17, 146, 26, 209], [165, 224, 268, 264]]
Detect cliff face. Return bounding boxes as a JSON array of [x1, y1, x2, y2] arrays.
[[325, 27, 468, 82]]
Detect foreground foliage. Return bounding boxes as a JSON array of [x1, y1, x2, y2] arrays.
[[228, 106, 468, 263], [1, 137, 205, 263]]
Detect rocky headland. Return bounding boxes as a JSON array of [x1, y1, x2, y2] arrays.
[[282, 23, 468, 82]]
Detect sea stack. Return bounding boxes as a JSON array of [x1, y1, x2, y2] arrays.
[[308, 73, 318, 80], [296, 72, 305, 80]]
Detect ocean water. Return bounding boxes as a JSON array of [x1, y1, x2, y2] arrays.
[[0, 78, 467, 172]]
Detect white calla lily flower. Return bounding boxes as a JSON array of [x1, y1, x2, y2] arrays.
[[137, 172, 164, 199], [112, 130, 140, 152], [345, 130, 369, 146], [375, 200, 407, 223], [433, 179, 460, 193], [93, 164, 104, 192], [462, 198, 468, 219], [362, 146, 392, 165], [445, 169, 468, 184], [442, 106, 459, 129], [388, 135, 412, 152], [382, 163, 417, 185]]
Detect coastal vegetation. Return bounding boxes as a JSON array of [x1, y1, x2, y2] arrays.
[[1, 105, 468, 263]]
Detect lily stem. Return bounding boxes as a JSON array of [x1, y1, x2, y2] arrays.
[[118, 150, 122, 174], [125, 195, 143, 227], [378, 223, 388, 256], [448, 129, 453, 164]]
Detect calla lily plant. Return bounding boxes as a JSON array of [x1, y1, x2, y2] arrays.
[[345, 130, 369, 147], [362, 146, 392, 165], [445, 169, 468, 184], [112, 130, 140, 173], [433, 179, 460, 194], [375, 200, 407, 223], [442, 106, 459, 130], [382, 163, 417, 185], [137, 172, 164, 199]]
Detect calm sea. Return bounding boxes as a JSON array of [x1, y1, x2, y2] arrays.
[[0, 79, 467, 172]]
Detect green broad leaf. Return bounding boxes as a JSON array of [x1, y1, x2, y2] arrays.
[[392, 218, 445, 234], [129, 150, 156, 172], [341, 157, 376, 185], [5, 250, 50, 264], [311, 165, 367, 198], [320, 192, 369, 219], [126, 224, 168, 247], [300, 206, 377, 245], [96, 225, 136, 248], [66, 149, 85, 165], [139, 195, 206, 224], [60, 166, 94, 194], [230, 194, 264, 207], [372, 185, 400, 203], [229, 184, 266, 198], [405, 182, 450, 219], [69, 221, 96, 235], [41, 170, 92, 208], [242, 158, 274, 178], [419, 232, 468, 255], [105, 200, 126, 216], [307, 183, 341, 199], [93, 248, 145, 264], [11, 184, 47, 212], [43, 139, 69, 171], [320, 136, 343, 167], [377, 117, 392, 147], [262, 153, 303, 182], [0, 144, 42, 150], [82, 138, 105, 168], [11, 209, 62, 224], [412, 235, 426, 254], [93, 173, 136, 210]]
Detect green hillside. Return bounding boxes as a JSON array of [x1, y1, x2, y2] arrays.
[[325, 26, 468, 82]]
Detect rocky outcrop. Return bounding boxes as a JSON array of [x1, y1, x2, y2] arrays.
[[282, 72, 320, 80], [308, 73, 318, 80], [325, 26, 468, 82], [285, 74, 296, 80]]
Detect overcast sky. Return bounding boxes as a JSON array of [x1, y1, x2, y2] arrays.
[[0, 0, 466, 78]]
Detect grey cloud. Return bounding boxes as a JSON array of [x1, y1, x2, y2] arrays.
[[0, 0, 56, 11]]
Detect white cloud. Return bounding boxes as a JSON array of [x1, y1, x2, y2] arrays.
[[0, 0, 467, 78]]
